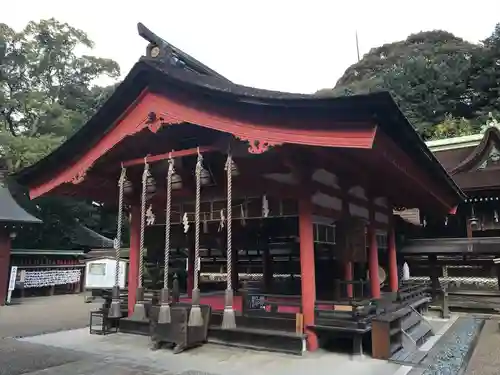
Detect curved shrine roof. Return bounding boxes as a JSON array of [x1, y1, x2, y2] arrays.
[[0, 185, 41, 224], [430, 125, 500, 191], [16, 23, 464, 208]]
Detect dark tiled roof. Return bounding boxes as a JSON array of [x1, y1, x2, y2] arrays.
[[15, 23, 464, 205], [69, 224, 114, 249], [0, 185, 41, 224]]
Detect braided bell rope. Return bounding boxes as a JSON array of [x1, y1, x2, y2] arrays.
[[139, 159, 149, 288], [225, 154, 233, 290], [193, 150, 202, 290], [114, 166, 126, 286], [164, 156, 174, 289]]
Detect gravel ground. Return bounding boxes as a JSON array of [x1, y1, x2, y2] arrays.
[[464, 319, 500, 375], [0, 294, 99, 338], [0, 339, 88, 375]]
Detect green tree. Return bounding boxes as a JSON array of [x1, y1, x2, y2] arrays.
[[317, 30, 487, 139], [468, 23, 500, 118], [431, 114, 475, 140], [0, 19, 121, 249]]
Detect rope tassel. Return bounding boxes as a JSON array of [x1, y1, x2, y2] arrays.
[[109, 166, 126, 319], [158, 154, 174, 324], [222, 152, 236, 329], [189, 148, 204, 327], [130, 158, 150, 322]]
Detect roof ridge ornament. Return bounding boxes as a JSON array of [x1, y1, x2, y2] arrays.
[[136, 22, 231, 81], [137, 22, 172, 60], [480, 112, 500, 133]]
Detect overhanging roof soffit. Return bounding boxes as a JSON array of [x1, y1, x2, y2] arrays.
[[451, 127, 500, 175], [26, 91, 377, 200]]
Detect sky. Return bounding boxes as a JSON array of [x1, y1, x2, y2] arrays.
[[3, 0, 500, 94]]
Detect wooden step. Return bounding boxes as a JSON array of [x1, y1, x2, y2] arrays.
[[402, 312, 421, 331], [208, 325, 305, 355], [390, 347, 428, 365], [408, 323, 432, 344]]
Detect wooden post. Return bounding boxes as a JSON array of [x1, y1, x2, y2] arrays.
[[262, 241, 273, 292], [388, 227, 398, 292], [368, 224, 381, 299], [0, 230, 11, 306], [345, 262, 354, 298], [187, 241, 195, 298], [429, 254, 440, 297], [299, 197, 318, 351], [231, 244, 239, 291], [496, 264, 500, 291], [128, 204, 141, 316], [441, 283, 450, 319]]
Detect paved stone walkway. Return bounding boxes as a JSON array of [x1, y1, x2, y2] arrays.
[[22, 328, 400, 375], [464, 318, 500, 375], [4, 295, 497, 375]]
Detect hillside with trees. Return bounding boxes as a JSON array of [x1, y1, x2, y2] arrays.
[[317, 25, 500, 140]]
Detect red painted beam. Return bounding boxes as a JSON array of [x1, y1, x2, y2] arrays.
[[122, 146, 218, 167], [28, 90, 376, 200]]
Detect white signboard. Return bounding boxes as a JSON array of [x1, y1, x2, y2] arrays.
[[8, 266, 17, 291], [84, 258, 127, 289], [6, 266, 18, 304]]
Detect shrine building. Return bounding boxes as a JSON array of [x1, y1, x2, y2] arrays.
[[15, 24, 464, 356], [401, 115, 500, 296]]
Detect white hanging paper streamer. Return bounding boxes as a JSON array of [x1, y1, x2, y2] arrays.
[[444, 216, 448, 226], [197, 257, 201, 272], [182, 212, 190, 233], [218, 209, 225, 232], [23, 269, 81, 289], [146, 205, 155, 226], [203, 213, 209, 233], [262, 195, 269, 218]]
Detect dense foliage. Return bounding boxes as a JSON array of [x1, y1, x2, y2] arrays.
[[0, 19, 120, 248], [317, 26, 500, 140]]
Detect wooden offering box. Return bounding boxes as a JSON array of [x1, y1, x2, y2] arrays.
[[371, 308, 405, 360]]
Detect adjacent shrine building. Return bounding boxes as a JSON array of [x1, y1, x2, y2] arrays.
[[15, 24, 464, 351], [402, 115, 500, 289]]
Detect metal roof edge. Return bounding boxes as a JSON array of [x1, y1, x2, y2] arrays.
[[426, 134, 484, 152], [11, 249, 85, 255]]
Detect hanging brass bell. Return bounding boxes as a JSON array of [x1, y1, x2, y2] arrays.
[[146, 174, 156, 195], [123, 179, 134, 196], [230, 161, 239, 176], [468, 216, 480, 230], [200, 167, 211, 186], [171, 172, 183, 190]]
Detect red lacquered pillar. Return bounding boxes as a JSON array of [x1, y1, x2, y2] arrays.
[[368, 224, 381, 299], [345, 262, 353, 298], [128, 205, 141, 316], [299, 197, 318, 351], [388, 227, 398, 292]]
